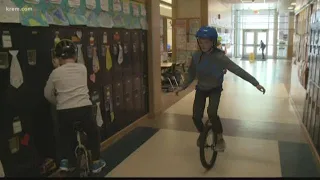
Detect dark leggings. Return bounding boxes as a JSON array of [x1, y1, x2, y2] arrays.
[[192, 87, 223, 134], [58, 106, 100, 165]]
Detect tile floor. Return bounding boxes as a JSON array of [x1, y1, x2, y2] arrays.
[[55, 59, 320, 177]]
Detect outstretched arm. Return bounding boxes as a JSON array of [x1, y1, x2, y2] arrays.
[[220, 55, 260, 86]]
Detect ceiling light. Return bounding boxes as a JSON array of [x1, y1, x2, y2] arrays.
[[160, 3, 172, 9], [291, 2, 296, 6], [241, 0, 253, 3], [288, 7, 294, 10]]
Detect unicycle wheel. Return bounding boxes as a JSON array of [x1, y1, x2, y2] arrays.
[[199, 124, 218, 170]]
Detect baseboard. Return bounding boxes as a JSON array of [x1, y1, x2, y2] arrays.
[[289, 97, 320, 167], [100, 114, 149, 151]]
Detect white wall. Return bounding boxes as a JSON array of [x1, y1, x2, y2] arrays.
[[208, 0, 232, 29], [176, 0, 200, 18]]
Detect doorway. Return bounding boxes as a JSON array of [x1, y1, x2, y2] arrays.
[[242, 29, 268, 59]]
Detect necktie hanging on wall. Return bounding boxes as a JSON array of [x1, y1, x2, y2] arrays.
[[106, 45, 112, 70], [109, 96, 114, 122], [92, 46, 100, 73], [104, 88, 115, 122], [96, 102, 103, 127], [118, 43, 123, 65], [9, 50, 23, 89], [77, 44, 85, 64]]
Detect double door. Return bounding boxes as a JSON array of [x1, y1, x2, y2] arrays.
[[242, 29, 268, 59]]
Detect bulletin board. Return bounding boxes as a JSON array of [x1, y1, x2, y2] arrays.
[[174, 18, 200, 67]]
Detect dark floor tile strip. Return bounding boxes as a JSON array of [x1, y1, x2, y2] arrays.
[[140, 113, 307, 143], [94, 127, 159, 177], [278, 141, 320, 177]]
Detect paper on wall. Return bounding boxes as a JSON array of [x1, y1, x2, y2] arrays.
[[0, 0, 20, 23], [2, 34, 12, 48], [113, 0, 122, 12], [50, 0, 62, 4], [0, 52, 9, 69], [86, 0, 96, 10], [100, 0, 109, 11], [98, 12, 114, 28], [140, 4, 146, 16], [68, 0, 81, 8], [132, 3, 139, 17], [24, 0, 40, 4], [176, 28, 186, 35], [122, 0, 130, 14]]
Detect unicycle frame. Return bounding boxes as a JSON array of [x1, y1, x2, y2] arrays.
[[74, 127, 92, 177]]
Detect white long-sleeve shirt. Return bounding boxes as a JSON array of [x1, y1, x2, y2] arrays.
[[44, 63, 92, 110]]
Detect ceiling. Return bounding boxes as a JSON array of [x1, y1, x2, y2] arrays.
[[219, 0, 278, 4], [216, 0, 296, 12]]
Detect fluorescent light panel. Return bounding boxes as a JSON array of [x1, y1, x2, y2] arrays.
[[160, 3, 172, 9]]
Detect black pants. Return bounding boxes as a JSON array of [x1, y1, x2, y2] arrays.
[[262, 49, 265, 59], [57, 106, 100, 165], [193, 87, 223, 134]]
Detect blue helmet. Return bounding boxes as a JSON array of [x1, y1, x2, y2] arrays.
[[195, 26, 218, 41]]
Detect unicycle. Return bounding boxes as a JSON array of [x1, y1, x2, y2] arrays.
[[199, 119, 218, 170], [73, 121, 92, 177]]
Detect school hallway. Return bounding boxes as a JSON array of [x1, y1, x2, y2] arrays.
[[79, 59, 320, 178]]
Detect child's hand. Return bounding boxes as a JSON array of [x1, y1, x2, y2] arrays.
[[223, 69, 227, 74], [256, 85, 266, 94], [52, 58, 60, 68]]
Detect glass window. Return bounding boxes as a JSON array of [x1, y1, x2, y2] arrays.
[[268, 29, 273, 45], [244, 32, 254, 44], [268, 45, 273, 56], [245, 46, 254, 54]]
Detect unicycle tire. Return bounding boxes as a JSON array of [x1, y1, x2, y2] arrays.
[[199, 124, 218, 170]]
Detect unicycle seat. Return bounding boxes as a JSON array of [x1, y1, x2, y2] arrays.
[[74, 121, 83, 132]]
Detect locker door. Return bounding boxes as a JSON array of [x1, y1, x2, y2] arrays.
[[111, 29, 123, 80], [132, 76, 142, 118], [103, 85, 114, 124], [141, 75, 149, 116], [98, 28, 113, 84], [123, 77, 133, 122], [122, 30, 132, 77], [131, 30, 140, 75], [140, 30, 148, 75], [82, 27, 102, 92], [112, 81, 124, 124], [307, 86, 313, 133], [316, 55, 320, 85], [310, 55, 314, 81], [316, 106, 320, 150]]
